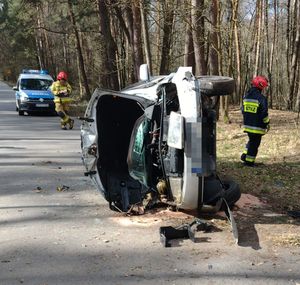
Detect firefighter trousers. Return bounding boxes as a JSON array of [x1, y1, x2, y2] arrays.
[[241, 133, 262, 164], [55, 101, 70, 123]]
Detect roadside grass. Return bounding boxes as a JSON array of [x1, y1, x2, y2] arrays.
[[69, 101, 88, 117], [217, 107, 300, 211]]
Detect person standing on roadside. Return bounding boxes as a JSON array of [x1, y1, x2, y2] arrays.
[[241, 76, 270, 166], [50, 71, 74, 130]]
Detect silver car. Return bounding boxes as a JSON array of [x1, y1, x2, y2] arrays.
[[81, 65, 240, 213]]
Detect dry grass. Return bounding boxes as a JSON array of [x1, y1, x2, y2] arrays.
[[217, 107, 300, 211], [270, 233, 300, 247]]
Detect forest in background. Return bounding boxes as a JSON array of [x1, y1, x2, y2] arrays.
[[0, 0, 300, 115]]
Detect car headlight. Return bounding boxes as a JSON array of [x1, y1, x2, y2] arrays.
[[20, 95, 29, 102]]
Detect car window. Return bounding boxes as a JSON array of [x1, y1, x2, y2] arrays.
[[20, 79, 53, 91], [128, 116, 150, 186]]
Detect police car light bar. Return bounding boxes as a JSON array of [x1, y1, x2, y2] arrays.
[[22, 69, 49, 75]]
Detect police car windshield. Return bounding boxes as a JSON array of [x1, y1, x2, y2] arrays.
[[20, 79, 52, 91]]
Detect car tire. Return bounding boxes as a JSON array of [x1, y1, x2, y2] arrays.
[[220, 179, 241, 209], [18, 110, 25, 116], [197, 76, 235, 96]]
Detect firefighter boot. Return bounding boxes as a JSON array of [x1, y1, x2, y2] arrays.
[[240, 153, 246, 162], [61, 121, 67, 130], [68, 118, 74, 130]]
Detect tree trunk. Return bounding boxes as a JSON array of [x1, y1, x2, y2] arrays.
[[140, 0, 152, 74], [287, 0, 300, 110], [209, 0, 219, 76], [191, 0, 207, 75], [35, 4, 45, 69], [286, 0, 291, 87], [154, 1, 162, 74], [132, 0, 144, 79], [159, 0, 175, 74], [184, 16, 195, 70], [97, 0, 119, 90], [254, 0, 262, 76], [267, 0, 277, 108], [296, 75, 300, 117], [67, 0, 91, 99], [231, 0, 241, 104]]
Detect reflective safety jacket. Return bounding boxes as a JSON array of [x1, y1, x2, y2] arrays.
[[242, 87, 269, 135], [50, 80, 72, 104]]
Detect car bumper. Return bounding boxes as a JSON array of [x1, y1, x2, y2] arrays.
[[19, 101, 55, 112]]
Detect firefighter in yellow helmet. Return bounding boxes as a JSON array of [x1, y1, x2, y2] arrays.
[[50, 71, 74, 130]]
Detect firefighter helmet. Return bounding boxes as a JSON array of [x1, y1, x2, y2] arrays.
[[251, 76, 268, 90], [57, 71, 68, 81]]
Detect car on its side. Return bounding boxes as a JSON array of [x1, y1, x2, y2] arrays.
[[81, 65, 241, 215], [13, 69, 55, 116]]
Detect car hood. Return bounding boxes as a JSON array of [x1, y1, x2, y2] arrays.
[[21, 90, 54, 99]]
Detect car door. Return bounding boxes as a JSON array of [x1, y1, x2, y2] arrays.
[[81, 88, 155, 194]]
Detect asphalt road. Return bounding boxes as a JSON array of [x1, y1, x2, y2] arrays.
[[0, 81, 299, 285]]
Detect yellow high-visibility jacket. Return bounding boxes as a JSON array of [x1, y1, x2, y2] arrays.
[[50, 80, 72, 103]]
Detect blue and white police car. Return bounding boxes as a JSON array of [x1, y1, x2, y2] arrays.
[[13, 69, 55, 115]]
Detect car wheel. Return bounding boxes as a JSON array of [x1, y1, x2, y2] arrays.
[[18, 110, 25, 116], [220, 180, 241, 209], [197, 76, 235, 96]]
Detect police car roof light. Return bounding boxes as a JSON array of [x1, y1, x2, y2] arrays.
[[22, 69, 49, 75]]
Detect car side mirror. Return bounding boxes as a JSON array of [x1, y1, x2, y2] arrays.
[[13, 86, 18, 91], [139, 64, 150, 82], [167, 112, 184, 149]]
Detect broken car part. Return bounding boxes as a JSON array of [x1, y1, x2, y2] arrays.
[[159, 218, 211, 247]]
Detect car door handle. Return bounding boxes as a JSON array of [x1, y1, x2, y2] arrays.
[[78, 116, 94, 122]]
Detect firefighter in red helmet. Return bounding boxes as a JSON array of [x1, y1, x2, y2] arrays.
[[50, 71, 74, 130], [241, 76, 270, 166]]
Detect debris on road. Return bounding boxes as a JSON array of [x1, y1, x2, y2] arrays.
[[159, 218, 212, 247], [56, 185, 70, 192], [33, 186, 45, 193]]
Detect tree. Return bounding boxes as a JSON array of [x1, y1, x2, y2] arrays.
[[140, 0, 152, 74], [1, 0, 299, 112], [97, 0, 119, 90], [191, 0, 207, 75], [287, 0, 300, 109], [184, 11, 195, 70], [209, 0, 219, 76], [67, 0, 91, 99], [132, 0, 144, 79], [159, 0, 176, 74]]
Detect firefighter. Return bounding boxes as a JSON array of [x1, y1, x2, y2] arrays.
[[241, 75, 270, 166], [50, 71, 74, 130]]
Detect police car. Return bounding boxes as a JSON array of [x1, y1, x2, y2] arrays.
[[13, 69, 55, 115]]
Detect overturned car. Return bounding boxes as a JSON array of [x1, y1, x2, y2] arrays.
[[81, 66, 240, 213]]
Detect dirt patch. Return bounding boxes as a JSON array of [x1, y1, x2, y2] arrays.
[[235, 193, 267, 209]]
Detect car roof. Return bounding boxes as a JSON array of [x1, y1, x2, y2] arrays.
[[19, 73, 53, 81]]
